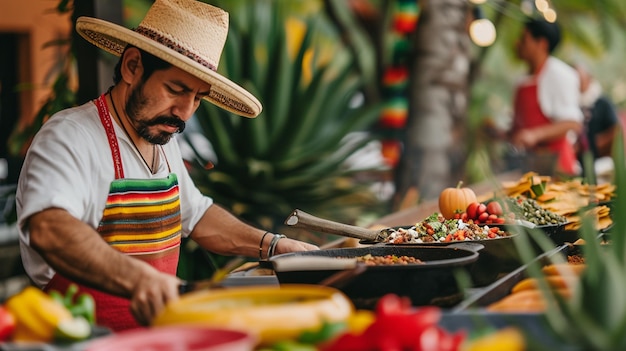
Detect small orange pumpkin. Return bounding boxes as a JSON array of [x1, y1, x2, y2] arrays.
[[438, 181, 477, 219]]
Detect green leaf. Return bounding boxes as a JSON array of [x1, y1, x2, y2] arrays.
[[181, 1, 385, 278]]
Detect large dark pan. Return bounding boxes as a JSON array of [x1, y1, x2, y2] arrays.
[[383, 234, 521, 286], [269, 243, 482, 309], [285, 209, 522, 286]]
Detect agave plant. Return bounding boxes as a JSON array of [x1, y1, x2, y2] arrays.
[[182, 0, 386, 237], [513, 129, 626, 350]]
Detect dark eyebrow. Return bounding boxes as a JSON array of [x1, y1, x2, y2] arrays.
[[169, 80, 211, 96]]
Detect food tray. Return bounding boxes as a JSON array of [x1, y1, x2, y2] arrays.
[[443, 243, 590, 351], [452, 243, 579, 311], [439, 311, 578, 351], [500, 222, 577, 246]]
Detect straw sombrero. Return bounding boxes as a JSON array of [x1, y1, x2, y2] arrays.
[[75, 0, 261, 118]]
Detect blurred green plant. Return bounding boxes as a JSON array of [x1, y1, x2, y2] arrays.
[[178, 0, 387, 280], [184, 0, 386, 238], [513, 129, 626, 350], [7, 71, 76, 159]]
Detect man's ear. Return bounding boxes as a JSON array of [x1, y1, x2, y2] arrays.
[[120, 47, 143, 84]]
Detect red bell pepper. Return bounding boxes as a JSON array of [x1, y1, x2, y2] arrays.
[[321, 294, 465, 351], [0, 306, 16, 341]]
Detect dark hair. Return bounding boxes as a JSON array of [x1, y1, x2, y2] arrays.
[[524, 18, 561, 53], [112, 45, 172, 84]]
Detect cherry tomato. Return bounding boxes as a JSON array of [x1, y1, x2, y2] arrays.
[[487, 201, 504, 216], [477, 203, 487, 216], [466, 202, 479, 220], [478, 212, 489, 222]]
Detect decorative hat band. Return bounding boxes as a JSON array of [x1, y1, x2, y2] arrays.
[[75, 0, 263, 117], [134, 26, 217, 72]]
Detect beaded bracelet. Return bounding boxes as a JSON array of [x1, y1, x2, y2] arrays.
[[267, 234, 287, 258], [259, 231, 272, 260]]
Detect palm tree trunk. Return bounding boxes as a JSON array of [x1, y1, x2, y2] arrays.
[[395, 0, 471, 201]]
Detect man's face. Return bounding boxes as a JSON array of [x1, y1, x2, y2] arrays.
[[125, 66, 211, 145], [515, 29, 541, 62]]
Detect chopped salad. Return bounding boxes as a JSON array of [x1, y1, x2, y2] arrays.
[[384, 213, 510, 244]]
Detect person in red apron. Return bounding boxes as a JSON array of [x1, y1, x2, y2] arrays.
[[42, 93, 185, 330], [16, 0, 318, 331], [509, 18, 583, 176]]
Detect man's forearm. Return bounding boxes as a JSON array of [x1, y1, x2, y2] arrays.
[[533, 120, 582, 145], [27, 208, 153, 297], [190, 204, 265, 258]]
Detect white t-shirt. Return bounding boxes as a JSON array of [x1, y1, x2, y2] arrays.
[[517, 56, 583, 123], [17, 101, 213, 288]]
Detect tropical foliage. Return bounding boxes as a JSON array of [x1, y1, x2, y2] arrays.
[[182, 0, 387, 237], [512, 130, 626, 350]]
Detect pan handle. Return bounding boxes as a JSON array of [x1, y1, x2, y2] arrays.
[[445, 242, 485, 253], [271, 256, 358, 272], [285, 209, 382, 242]]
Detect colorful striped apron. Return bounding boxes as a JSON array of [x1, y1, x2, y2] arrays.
[[44, 94, 182, 331]]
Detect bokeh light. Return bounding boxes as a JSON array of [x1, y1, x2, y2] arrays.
[[469, 18, 496, 47]]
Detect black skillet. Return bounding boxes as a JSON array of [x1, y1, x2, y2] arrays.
[[269, 242, 483, 309], [284, 209, 524, 286]]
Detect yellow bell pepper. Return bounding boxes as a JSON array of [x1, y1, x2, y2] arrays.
[[345, 310, 375, 334], [153, 284, 354, 346], [6, 287, 73, 342]]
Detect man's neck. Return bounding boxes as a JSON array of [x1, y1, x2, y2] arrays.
[[107, 87, 149, 149], [529, 54, 549, 76]]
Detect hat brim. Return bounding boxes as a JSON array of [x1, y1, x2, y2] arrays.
[[75, 17, 261, 118]]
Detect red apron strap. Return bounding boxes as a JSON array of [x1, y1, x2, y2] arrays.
[[95, 94, 125, 179]]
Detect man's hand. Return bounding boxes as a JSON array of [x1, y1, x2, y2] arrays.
[[511, 121, 582, 151], [511, 129, 538, 150], [272, 237, 319, 257], [129, 269, 181, 326]]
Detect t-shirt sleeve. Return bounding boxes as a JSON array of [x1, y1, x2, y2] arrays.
[[538, 58, 584, 123], [17, 115, 102, 241]]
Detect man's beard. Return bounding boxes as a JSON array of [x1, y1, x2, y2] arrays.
[[125, 81, 186, 145]]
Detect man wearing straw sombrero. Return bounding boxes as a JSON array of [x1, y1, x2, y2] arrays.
[[16, 0, 318, 331]]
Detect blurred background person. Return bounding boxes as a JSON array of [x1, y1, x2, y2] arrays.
[[508, 18, 583, 176], [575, 63, 620, 170]]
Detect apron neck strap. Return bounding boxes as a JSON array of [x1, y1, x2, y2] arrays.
[[95, 94, 125, 179]]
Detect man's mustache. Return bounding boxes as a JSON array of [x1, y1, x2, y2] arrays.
[[147, 116, 186, 133]]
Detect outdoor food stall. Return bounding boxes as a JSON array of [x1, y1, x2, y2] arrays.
[[0, 172, 616, 350]]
